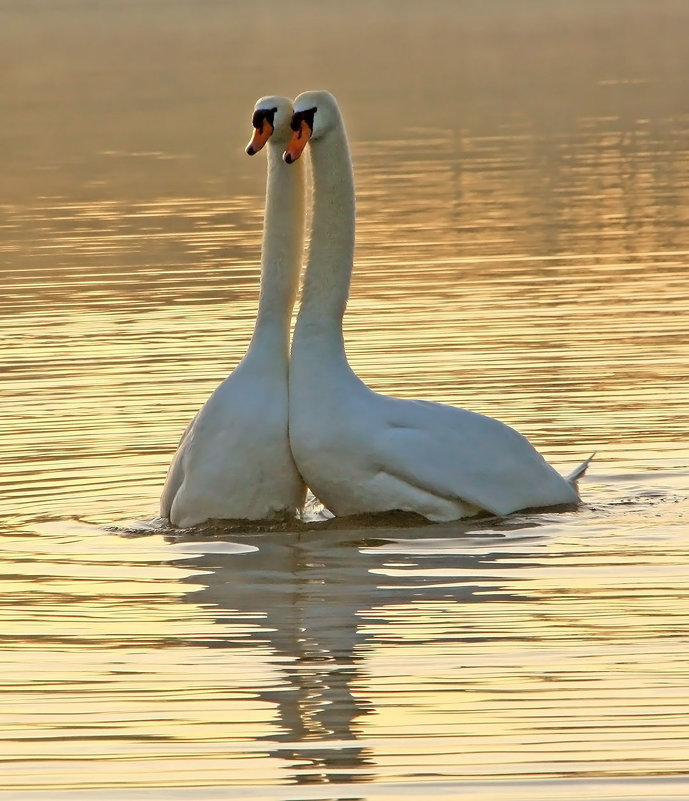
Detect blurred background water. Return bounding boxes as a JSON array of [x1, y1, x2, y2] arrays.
[[1, 1, 688, 798]]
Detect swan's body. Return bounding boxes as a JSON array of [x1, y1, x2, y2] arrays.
[[285, 90, 588, 522], [160, 97, 306, 527]]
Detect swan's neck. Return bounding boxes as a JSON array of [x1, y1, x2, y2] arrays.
[[247, 142, 305, 358], [293, 124, 355, 348]]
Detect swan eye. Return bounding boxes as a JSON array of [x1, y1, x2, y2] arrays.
[[251, 107, 278, 132], [290, 107, 317, 133]]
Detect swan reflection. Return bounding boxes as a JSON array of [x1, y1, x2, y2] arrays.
[[170, 516, 539, 785]]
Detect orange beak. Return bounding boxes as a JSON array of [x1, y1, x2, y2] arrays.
[[245, 121, 274, 155], [283, 120, 312, 163]]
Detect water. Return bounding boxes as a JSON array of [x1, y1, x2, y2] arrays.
[[1, 1, 688, 798]]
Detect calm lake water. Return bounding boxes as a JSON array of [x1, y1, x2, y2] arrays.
[[1, 2, 688, 799]]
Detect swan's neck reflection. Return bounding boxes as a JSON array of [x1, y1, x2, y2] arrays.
[[174, 518, 535, 785], [179, 530, 378, 784]]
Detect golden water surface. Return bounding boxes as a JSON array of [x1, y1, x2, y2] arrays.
[[1, 2, 688, 799]]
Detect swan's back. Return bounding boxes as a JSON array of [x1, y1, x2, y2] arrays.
[[285, 89, 586, 523], [290, 375, 577, 521]]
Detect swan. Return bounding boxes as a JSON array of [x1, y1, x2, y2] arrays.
[[283, 90, 591, 522], [160, 96, 307, 527]]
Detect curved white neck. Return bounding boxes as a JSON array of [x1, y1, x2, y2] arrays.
[[247, 142, 305, 358], [293, 122, 355, 353]]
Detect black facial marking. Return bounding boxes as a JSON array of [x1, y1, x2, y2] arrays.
[[290, 107, 317, 134], [252, 106, 278, 132]]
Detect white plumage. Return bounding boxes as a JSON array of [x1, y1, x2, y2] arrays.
[[284, 90, 589, 522], [160, 96, 306, 527]]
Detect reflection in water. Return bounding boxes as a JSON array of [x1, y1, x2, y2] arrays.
[[158, 492, 688, 789], [173, 520, 531, 786], [179, 532, 382, 785], [1, 480, 688, 793]]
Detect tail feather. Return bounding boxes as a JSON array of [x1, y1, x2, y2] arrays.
[[566, 452, 595, 485]]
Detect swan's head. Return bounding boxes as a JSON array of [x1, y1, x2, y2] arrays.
[[284, 90, 341, 163], [246, 95, 294, 155]]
